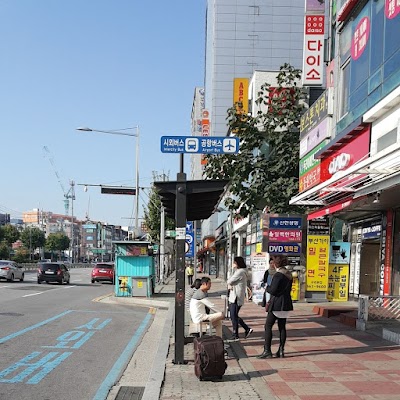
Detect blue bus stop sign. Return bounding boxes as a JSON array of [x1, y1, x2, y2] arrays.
[[161, 136, 239, 154]]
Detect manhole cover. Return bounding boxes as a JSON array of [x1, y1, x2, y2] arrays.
[[115, 386, 145, 400]]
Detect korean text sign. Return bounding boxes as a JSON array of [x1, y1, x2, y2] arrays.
[[327, 264, 349, 301], [306, 235, 330, 291]]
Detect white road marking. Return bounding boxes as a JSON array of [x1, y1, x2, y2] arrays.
[[23, 292, 43, 297], [0, 285, 11, 288]]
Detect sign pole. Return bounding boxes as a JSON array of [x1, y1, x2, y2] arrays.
[[174, 154, 187, 364]]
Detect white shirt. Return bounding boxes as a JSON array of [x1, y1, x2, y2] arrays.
[[189, 291, 220, 323]]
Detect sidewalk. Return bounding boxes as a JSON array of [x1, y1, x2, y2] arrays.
[[158, 273, 400, 400]]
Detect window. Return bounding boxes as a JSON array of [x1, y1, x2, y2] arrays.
[[377, 128, 397, 153], [339, 61, 351, 119]]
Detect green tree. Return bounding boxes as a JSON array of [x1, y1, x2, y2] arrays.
[[45, 232, 70, 260], [0, 226, 4, 243], [20, 227, 46, 254], [0, 242, 9, 259], [204, 63, 307, 217], [13, 247, 30, 263], [2, 224, 20, 246], [144, 183, 175, 243]]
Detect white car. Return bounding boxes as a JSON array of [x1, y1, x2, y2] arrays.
[[0, 260, 24, 282]]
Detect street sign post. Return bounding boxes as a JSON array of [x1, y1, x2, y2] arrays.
[[161, 136, 239, 154]]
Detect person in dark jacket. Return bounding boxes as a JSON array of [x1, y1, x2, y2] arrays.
[[257, 255, 293, 359]]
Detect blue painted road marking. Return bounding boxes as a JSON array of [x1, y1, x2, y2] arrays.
[[0, 310, 73, 344], [93, 312, 153, 400], [0, 351, 72, 384]]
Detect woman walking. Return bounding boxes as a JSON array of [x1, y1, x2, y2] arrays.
[[227, 256, 253, 341], [257, 255, 293, 358]]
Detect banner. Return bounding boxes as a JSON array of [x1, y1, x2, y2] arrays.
[[250, 252, 269, 304], [327, 264, 349, 301], [306, 235, 330, 291]]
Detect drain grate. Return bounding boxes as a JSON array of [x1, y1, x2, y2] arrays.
[[0, 312, 24, 317], [115, 386, 145, 400]]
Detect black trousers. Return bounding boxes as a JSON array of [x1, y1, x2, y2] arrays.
[[264, 311, 287, 351], [187, 275, 193, 285], [229, 300, 250, 337]]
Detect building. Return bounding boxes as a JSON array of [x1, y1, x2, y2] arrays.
[[192, 0, 305, 278], [290, 0, 400, 298]]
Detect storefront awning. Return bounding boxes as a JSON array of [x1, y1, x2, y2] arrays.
[[307, 198, 355, 220]]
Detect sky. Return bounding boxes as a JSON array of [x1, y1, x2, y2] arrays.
[[0, 0, 206, 227]]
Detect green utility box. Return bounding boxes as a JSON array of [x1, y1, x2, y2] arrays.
[[114, 241, 155, 297]]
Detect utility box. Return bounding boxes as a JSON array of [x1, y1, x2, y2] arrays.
[[114, 241, 155, 297]]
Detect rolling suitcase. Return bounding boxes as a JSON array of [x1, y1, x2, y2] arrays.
[[194, 335, 227, 381]]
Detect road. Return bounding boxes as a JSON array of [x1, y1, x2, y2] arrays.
[[0, 268, 153, 400]]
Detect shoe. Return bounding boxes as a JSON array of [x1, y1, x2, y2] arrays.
[[256, 350, 273, 359], [275, 347, 285, 358], [244, 328, 253, 339], [227, 335, 239, 342]]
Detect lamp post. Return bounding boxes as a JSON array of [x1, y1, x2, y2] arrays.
[[76, 126, 140, 238]]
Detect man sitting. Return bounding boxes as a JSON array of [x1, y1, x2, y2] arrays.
[[189, 276, 224, 338]]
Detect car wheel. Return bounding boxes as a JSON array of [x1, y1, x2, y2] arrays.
[[91, 279, 95, 283], [60, 277, 64, 285], [7, 274, 14, 282], [37, 279, 41, 284], [66, 277, 70, 284], [20, 273, 24, 282]]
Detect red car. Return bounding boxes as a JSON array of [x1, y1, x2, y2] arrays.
[[91, 263, 114, 284]]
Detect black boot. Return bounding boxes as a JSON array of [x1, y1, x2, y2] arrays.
[[256, 349, 273, 359], [275, 346, 285, 358]]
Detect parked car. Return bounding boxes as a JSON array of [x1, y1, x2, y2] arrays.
[[37, 262, 70, 284], [91, 263, 114, 284], [0, 260, 24, 282]]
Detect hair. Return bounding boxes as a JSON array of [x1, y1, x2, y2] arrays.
[[234, 256, 247, 269], [273, 255, 288, 268], [201, 276, 211, 285], [191, 278, 201, 289]]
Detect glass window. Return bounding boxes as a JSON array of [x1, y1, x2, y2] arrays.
[[339, 23, 352, 64], [384, 8, 400, 60], [370, 0, 384, 74], [339, 61, 351, 119]]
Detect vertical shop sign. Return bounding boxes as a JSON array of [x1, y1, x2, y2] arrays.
[[250, 252, 268, 304], [306, 235, 330, 291], [327, 264, 349, 301], [302, 15, 325, 86], [353, 242, 361, 295], [351, 17, 371, 60], [233, 78, 249, 114], [201, 109, 210, 167], [291, 277, 300, 301], [384, 210, 393, 295], [385, 0, 400, 19]]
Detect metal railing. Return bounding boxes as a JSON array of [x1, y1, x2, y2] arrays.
[[358, 295, 400, 325]]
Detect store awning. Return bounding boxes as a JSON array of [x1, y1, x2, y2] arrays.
[[307, 198, 355, 220]]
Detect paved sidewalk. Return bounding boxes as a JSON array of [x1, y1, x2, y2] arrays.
[[158, 273, 400, 400]]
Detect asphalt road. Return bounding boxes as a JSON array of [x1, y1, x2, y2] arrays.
[[0, 268, 153, 400]]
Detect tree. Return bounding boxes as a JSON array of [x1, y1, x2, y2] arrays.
[[20, 227, 46, 254], [1, 224, 20, 246], [204, 63, 307, 217], [13, 248, 30, 263], [0, 242, 9, 259], [45, 233, 70, 260], [144, 181, 175, 243]]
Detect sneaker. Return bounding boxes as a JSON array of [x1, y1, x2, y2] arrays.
[[227, 335, 239, 342], [244, 328, 253, 339]]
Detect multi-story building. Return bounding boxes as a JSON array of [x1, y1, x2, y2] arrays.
[[192, 0, 305, 278], [0, 213, 10, 226], [290, 0, 400, 298]]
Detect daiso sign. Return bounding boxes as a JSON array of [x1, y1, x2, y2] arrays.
[[320, 125, 371, 182]]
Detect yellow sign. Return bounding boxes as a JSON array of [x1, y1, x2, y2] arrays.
[[327, 264, 349, 301], [255, 242, 262, 253], [137, 281, 143, 289], [233, 78, 249, 114], [119, 276, 129, 292], [306, 235, 330, 291], [291, 277, 300, 301]]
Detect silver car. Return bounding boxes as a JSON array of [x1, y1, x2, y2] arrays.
[[0, 260, 24, 282]]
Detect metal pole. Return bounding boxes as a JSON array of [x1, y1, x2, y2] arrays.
[[174, 172, 186, 364], [160, 205, 165, 283], [71, 181, 75, 263], [135, 126, 140, 239], [227, 210, 233, 280]]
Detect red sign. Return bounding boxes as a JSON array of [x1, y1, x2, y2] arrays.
[[307, 198, 355, 220], [269, 230, 302, 242], [351, 17, 370, 60], [385, 0, 400, 19], [305, 15, 325, 35], [320, 125, 370, 183], [337, 0, 359, 22], [299, 164, 321, 193]]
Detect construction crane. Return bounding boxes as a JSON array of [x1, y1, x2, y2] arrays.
[[43, 146, 75, 215]]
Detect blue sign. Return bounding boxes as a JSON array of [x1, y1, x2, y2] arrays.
[[185, 221, 194, 258], [268, 243, 302, 255], [329, 242, 351, 264], [361, 224, 381, 240], [269, 217, 302, 229], [161, 136, 239, 154]]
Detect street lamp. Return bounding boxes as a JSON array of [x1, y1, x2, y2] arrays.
[[76, 126, 140, 238]]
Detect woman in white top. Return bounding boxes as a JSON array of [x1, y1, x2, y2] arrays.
[[226, 256, 253, 341]]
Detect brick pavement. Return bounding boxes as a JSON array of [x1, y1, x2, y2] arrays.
[[159, 274, 400, 400]]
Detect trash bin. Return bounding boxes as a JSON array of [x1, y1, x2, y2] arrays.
[[114, 241, 155, 297]]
